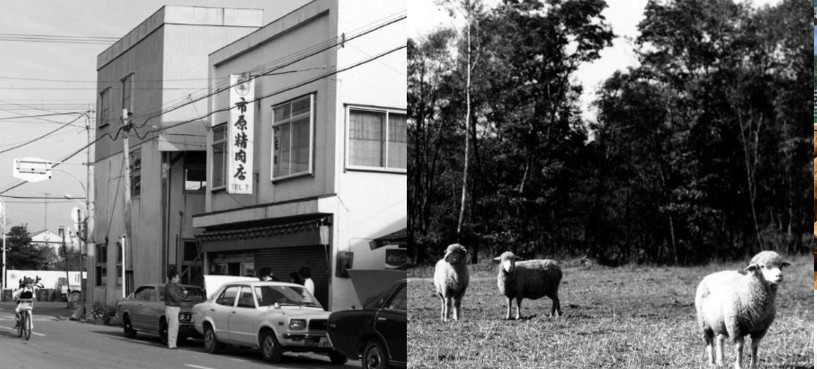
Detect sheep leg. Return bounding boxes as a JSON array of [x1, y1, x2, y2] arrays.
[[733, 336, 745, 369], [442, 297, 451, 322], [702, 328, 715, 366], [715, 334, 724, 367], [550, 293, 561, 318], [453, 297, 461, 321], [515, 297, 523, 320], [749, 333, 765, 369], [505, 297, 513, 320]]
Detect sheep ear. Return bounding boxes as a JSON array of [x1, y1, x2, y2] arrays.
[[492, 256, 501, 262], [781, 262, 790, 268], [744, 264, 758, 272]]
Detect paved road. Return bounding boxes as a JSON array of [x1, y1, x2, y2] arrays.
[[0, 302, 360, 369]]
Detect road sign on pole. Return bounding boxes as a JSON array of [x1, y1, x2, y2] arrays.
[[13, 158, 53, 183]]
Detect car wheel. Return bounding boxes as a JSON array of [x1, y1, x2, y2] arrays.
[[203, 324, 222, 354], [329, 350, 348, 365], [159, 319, 168, 346], [260, 330, 283, 363], [362, 339, 390, 369], [123, 315, 137, 339]]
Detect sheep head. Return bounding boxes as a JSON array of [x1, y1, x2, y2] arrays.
[[493, 251, 521, 274], [443, 243, 468, 266], [744, 251, 790, 285]]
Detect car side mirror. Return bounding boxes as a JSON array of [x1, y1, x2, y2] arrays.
[[273, 302, 281, 310]]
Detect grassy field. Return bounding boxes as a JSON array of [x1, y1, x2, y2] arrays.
[[408, 254, 813, 369]]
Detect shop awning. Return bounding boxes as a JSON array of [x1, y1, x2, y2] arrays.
[[369, 228, 406, 250], [196, 216, 330, 253]]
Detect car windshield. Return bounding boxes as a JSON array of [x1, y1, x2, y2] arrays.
[[254, 285, 321, 309]]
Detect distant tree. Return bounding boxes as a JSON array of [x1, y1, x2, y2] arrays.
[[6, 224, 51, 270]]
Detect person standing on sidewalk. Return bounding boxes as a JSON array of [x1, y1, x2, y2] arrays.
[[164, 270, 185, 349], [299, 266, 315, 296]]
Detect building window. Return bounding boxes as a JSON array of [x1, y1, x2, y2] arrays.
[[130, 149, 141, 198], [347, 108, 407, 171], [97, 267, 106, 287], [212, 124, 227, 189], [184, 152, 206, 192], [99, 88, 111, 127], [272, 94, 314, 180], [96, 244, 107, 263], [121, 74, 133, 114]]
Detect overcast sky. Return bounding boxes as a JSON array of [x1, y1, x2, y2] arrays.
[[0, 0, 309, 234], [408, 0, 784, 123]]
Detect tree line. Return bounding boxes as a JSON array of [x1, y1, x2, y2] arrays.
[[4, 224, 83, 271], [409, 0, 810, 266]]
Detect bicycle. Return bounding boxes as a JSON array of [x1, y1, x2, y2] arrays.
[[17, 298, 34, 340]]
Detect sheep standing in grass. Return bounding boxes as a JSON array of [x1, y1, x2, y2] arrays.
[[434, 243, 469, 321], [494, 251, 562, 320], [695, 251, 790, 369]]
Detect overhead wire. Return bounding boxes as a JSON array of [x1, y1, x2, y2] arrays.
[[0, 114, 87, 155], [136, 43, 407, 139], [0, 33, 117, 45], [0, 12, 406, 196], [130, 12, 406, 133]]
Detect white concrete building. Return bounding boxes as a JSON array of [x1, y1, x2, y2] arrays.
[[193, 0, 407, 310]]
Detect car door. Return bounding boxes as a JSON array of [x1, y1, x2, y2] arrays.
[[229, 285, 260, 346], [125, 287, 144, 329], [212, 285, 239, 344], [374, 283, 407, 365], [133, 286, 155, 331]]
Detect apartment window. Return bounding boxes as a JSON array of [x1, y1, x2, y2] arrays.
[[184, 152, 206, 192], [130, 149, 141, 197], [97, 267, 107, 287], [99, 88, 111, 127], [212, 124, 227, 189], [347, 108, 407, 171], [272, 94, 314, 180], [121, 74, 133, 114]]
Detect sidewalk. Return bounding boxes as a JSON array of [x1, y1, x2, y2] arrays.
[[0, 301, 78, 320]]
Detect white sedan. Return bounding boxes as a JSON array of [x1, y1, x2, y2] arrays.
[[191, 280, 347, 364]]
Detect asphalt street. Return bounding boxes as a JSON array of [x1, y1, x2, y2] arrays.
[[0, 301, 360, 369]]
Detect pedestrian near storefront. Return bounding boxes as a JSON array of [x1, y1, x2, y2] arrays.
[[164, 270, 186, 349], [258, 267, 277, 281], [289, 272, 303, 285], [299, 266, 315, 295]]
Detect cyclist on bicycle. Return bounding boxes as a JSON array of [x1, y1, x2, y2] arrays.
[[13, 277, 36, 330]]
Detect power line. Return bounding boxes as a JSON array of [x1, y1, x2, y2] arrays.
[[0, 33, 117, 45], [131, 12, 407, 132], [0, 112, 86, 121], [0, 15, 406, 196], [123, 11, 405, 126], [138, 44, 407, 139], [0, 114, 87, 155]]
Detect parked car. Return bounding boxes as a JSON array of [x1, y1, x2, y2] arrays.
[[191, 280, 347, 364], [115, 283, 205, 344], [327, 279, 407, 369]]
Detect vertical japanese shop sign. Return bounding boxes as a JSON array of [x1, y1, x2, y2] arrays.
[[228, 74, 254, 194]]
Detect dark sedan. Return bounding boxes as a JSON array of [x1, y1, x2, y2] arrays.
[[327, 279, 406, 369], [115, 283, 205, 344]]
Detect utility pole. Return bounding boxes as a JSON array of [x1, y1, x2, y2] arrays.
[[44, 193, 49, 233], [59, 226, 70, 308], [85, 112, 96, 318], [122, 109, 132, 297]]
